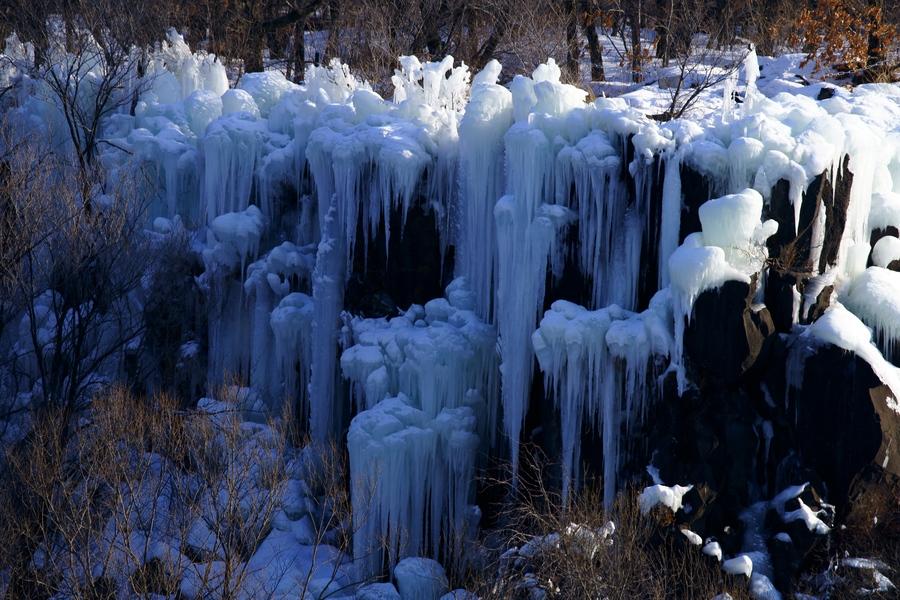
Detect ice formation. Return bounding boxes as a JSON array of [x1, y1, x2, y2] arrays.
[[347, 395, 479, 578], [5, 27, 900, 594], [842, 267, 900, 362], [341, 278, 497, 432], [532, 295, 672, 505]]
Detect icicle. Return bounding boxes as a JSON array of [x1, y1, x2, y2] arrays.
[[308, 207, 347, 441], [348, 394, 479, 579], [456, 61, 513, 320], [340, 278, 498, 436], [532, 293, 671, 506]]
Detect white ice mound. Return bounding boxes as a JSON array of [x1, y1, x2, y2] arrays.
[[221, 88, 260, 118], [203, 204, 264, 272], [842, 267, 900, 362], [393, 557, 450, 600], [237, 71, 300, 118], [871, 236, 900, 268], [348, 395, 479, 580]]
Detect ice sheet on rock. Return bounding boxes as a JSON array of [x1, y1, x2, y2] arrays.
[[348, 395, 478, 579]]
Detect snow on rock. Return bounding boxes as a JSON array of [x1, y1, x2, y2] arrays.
[[357, 583, 402, 600], [723, 554, 754, 578], [804, 304, 900, 409], [870, 192, 900, 234], [871, 236, 900, 268], [638, 483, 693, 516], [394, 557, 450, 600], [771, 483, 831, 535], [668, 188, 777, 391], [703, 540, 723, 561], [348, 395, 479, 579]]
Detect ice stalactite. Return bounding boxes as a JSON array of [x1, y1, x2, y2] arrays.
[[271, 292, 314, 420], [308, 208, 347, 442], [202, 205, 266, 386], [347, 394, 479, 579], [494, 60, 593, 479], [496, 197, 573, 479], [555, 131, 639, 308], [304, 57, 471, 439], [244, 242, 315, 410], [340, 278, 498, 439], [532, 293, 672, 506], [456, 60, 512, 320], [202, 114, 271, 223]]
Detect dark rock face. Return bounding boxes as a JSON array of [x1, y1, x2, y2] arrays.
[[788, 343, 900, 509], [679, 163, 712, 243], [817, 155, 853, 272], [683, 279, 775, 385], [346, 199, 453, 317]]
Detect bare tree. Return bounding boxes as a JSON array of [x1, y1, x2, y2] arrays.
[[0, 122, 150, 447]]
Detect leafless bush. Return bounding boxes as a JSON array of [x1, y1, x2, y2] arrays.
[[0, 124, 149, 443], [0, 385, 365, 599], [458, 448, 750, 599]]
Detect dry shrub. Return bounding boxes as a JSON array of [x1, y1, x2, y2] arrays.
[[459, 449, 750, 599], [0, 386, 299, 599]]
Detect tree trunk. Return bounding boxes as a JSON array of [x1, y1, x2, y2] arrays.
[[863, 0, 887, 82], [292, 20, 306, 83], [563, 0, 580, 81], [581, 1, 604, 81], [630, 0, 642, 82]]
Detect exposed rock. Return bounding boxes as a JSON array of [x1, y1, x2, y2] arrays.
[[789, 343, 900, 511], [683, 279, 775, 384]]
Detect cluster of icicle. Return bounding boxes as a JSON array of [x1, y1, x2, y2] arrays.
[[8, 28, 900, 580]]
